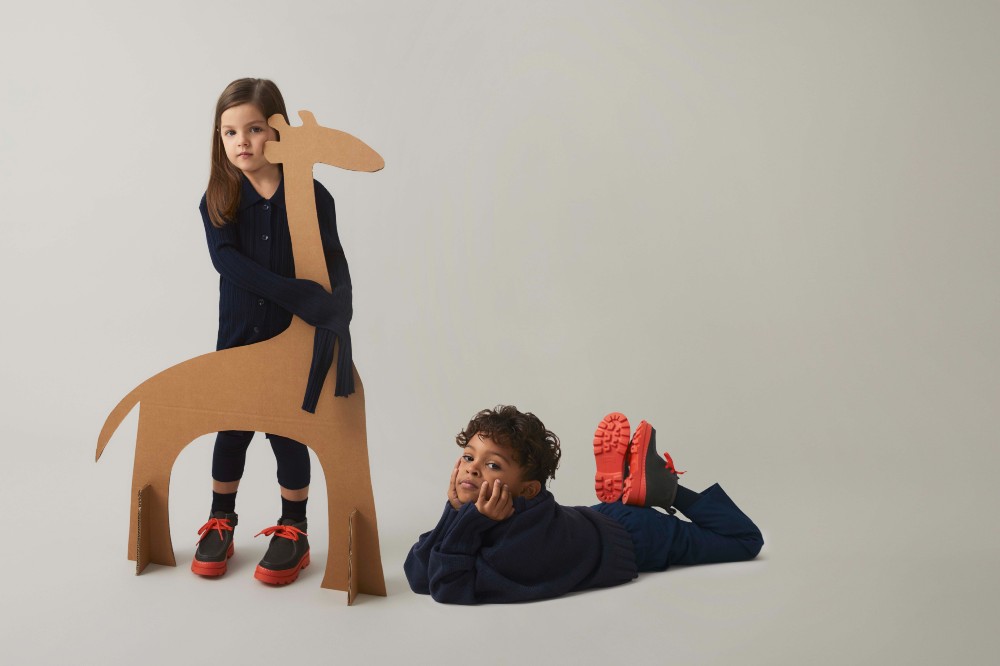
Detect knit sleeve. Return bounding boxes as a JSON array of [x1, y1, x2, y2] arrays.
[[314, 181, 352, 291], [303, 181, 355, 407], [403, 503, 461, 595], [200, 196, 337, 327]]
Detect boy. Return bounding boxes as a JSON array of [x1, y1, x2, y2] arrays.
[[404, 406, 764, 604]]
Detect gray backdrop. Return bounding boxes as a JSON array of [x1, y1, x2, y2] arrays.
[[2, 1, 997, 664]]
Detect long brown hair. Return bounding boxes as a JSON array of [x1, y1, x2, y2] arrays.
[[205, 78, 289, 228]]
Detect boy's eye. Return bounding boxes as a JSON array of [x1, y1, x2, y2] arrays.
[[250, 126, 263, 133], [486, 462, 501, 471], [462, 454, 473, 462]]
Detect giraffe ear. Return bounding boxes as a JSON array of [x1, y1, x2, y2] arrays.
[[298, 110, 318, 126]]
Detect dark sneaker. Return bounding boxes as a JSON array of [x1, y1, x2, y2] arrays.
[[594, 412, 631, 503], [191, 511, 238, 577], [622, 420, 685, 510], [253, 519, 310, 585]]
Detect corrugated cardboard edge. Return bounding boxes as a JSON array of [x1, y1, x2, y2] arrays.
[[136, 484, 151, 575], [347, 509, 358, 606]]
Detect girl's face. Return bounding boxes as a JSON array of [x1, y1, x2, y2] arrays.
[[218, 103, 278, 177]]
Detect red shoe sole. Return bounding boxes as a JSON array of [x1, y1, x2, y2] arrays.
[[622, 420, 651, 506], [191, 543, 235, 577], [254, 551, 310, 585], [593, 412, 631, 502]]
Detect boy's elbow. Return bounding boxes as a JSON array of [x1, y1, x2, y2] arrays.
[[743, 530, 764, 559], [427, 571, 478, 605], [428, 586, 474, 605]]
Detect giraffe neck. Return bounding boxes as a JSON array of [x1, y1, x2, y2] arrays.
[[282, 162, 332, 291]]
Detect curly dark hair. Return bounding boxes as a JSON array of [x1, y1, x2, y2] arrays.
[[456, 405, 561, 484]]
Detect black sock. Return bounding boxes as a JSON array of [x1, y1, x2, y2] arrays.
[[281, 496, 308, 523], [672, 485, 700, 513], [212, 490, 237, 514]]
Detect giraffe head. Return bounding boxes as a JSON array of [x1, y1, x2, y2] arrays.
[[264, 110, 384, 173]]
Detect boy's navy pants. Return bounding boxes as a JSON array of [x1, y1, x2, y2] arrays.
[[592, 483, 763, 572]]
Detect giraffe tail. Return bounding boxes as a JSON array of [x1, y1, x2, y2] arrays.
[[96, 383, 145, 462]]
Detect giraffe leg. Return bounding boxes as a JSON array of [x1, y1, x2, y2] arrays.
[[127, 407, 193, 569], [128, 462, 176, 568], [317, 430, 386, 597], [317, 450, 350, 592]]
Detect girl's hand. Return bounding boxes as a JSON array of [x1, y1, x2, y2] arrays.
[[475, 479, 514, 522], [447, 459, 463, 510]]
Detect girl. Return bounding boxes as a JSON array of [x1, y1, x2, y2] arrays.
[[191, 78, 354, 585]]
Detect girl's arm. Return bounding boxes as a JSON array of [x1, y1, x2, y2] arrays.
[[199, 196, 346, 330], [314, 181, 352, 292]]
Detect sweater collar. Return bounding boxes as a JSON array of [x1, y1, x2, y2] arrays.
[[513, 488, 554, 513], [238, 175, 285, 211]]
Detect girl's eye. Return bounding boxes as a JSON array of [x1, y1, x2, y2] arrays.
[[462, 454, 473, 462], [250, 126, 263, 133], [487, 462, 501, 471], [224, 130, 235, 136]]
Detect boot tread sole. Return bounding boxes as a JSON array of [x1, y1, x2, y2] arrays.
[[593, 412, 630, 503]]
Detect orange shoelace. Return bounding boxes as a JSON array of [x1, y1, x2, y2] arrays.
[[196, 517, 234, 544], [255, 524, 308, 541], [663, 452, 686, 476]]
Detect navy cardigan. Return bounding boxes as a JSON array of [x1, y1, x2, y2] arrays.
[[200, 177, 354, 411], [404, 490, 638, 604]]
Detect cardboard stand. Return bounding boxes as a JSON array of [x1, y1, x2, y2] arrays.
[[136, 484, 151, 575], [97, 111, 386, 604]]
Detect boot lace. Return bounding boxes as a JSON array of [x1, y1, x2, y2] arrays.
[[255, 524, 308, 541], [196, 517, 234, 544], [663, 451, 686, 476]]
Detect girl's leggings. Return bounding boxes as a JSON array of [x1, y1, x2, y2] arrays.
[[212, 430, 310, 490]]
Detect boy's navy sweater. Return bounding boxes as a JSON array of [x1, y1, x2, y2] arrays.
[[404, 490, 638, 604], [200, 177, 354, 412]]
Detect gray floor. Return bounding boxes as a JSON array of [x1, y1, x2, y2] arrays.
[[7, 411, 997, 665], [3, 2, 999, 663]]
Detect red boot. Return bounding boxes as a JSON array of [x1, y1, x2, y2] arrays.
[[253, 519, 310, 585], [593, 412, 631, 503], [191, 512, 237, 577], [622, 420, 684, 510]]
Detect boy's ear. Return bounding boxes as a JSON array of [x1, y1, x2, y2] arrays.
[[518, 480, 541, 499]]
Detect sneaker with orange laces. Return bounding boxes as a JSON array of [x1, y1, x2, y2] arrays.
[[593, 412, 632, 503], [253, 519, 310, 585], [622, 420, 685, 510], [191, 511, 238, 576]]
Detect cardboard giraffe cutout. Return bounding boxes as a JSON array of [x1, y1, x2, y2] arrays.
[[96, 111, 385, 604]]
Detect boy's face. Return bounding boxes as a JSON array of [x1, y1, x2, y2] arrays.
[[455, 433, 536, 504]]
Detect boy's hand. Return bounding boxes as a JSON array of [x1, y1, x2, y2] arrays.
[[448, 459, 463, 510], [475, 479, 514, 521]]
